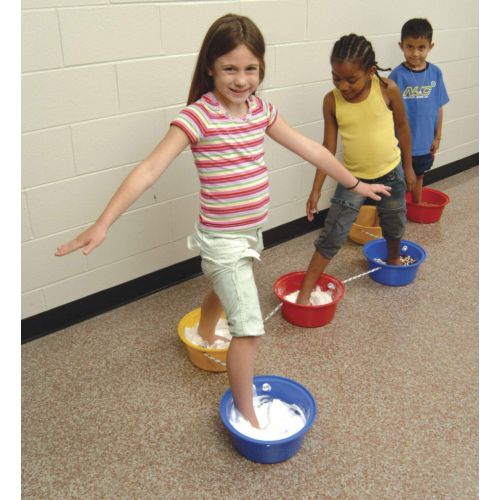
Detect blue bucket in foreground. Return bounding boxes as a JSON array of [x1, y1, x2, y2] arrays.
[[363, 239, 427, 286], [219, 375, 317, 464]]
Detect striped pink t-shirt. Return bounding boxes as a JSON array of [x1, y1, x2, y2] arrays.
[[171, 92, 278, 232]]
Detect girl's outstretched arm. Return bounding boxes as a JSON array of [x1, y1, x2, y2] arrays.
[[55, 125, 191, 257], [266, 115, 391, 201]]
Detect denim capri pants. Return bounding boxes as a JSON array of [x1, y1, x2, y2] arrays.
[[188, 224, 265, 337], [315, 163, 407, 260]]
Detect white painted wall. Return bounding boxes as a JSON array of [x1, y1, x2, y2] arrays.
[[21, 0, 479, 318]]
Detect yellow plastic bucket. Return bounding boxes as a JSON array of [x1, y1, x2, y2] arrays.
[[348, 205, 382, 245], [177, 308, 228, 372]]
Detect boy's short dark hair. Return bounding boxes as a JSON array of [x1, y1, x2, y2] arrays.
[[401, 18, 433, 42]]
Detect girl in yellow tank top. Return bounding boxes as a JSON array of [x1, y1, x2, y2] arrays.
[[333, 76, 401, 179], [296, 34, 416, 305]]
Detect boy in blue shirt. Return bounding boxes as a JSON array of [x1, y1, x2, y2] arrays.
[[390, 18, 449, 204]]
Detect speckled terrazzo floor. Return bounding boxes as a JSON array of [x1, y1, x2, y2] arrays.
[[22, 167, 478, 499]]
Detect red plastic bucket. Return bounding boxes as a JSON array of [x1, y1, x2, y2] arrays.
[[273, 272, 345, 328], [405, 187, 450, 223]]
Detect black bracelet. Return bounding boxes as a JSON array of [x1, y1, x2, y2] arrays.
[[346, 179, 360, 190]]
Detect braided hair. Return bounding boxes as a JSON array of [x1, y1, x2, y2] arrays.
[[330, 34, 391, 86]]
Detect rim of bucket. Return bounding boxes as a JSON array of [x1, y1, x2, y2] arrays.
[[362, 239, 427, 268], [352, 204, 379, 230], [178, 309, 229, 354], [406, 187, 450, 208], [219, 375, 317, 445], [273, 272, 345, 308], [351, 222, 382, 231]]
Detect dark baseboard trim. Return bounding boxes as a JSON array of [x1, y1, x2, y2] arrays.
[[22, 256, 202, 343], [424, 153, 478, 185], [21, 154, 478, 343], [263, 210, 327, 249]]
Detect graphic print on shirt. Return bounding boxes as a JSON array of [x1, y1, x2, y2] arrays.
[[402, 80, 437, 99]]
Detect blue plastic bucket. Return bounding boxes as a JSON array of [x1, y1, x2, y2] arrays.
[[363, 239, 427, 286], [219, 375, 317, 464]]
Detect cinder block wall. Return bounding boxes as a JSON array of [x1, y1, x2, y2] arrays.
[[21, 0, 479, 318]]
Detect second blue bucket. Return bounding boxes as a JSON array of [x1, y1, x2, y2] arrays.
[[219, 375, 317, 464], [363, 239, 427, 286]]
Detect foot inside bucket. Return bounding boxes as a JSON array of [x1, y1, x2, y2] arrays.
[[178, 308, 230, 372], [363, 239, 427, 287], [373, 255, 418, 266], [220, 375, 317, 463], [184, 319, 231, 349], [284, 285, 334, 306], [274, 272, 346, 328], [405, 187, 450, 223], [229, 396, 306, 441]]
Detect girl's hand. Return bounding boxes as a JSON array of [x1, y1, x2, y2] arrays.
[[306, 190, 321, 221], [55, 224, 107, 257], [353, 182, 391, 201]]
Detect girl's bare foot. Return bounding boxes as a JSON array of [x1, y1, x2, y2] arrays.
[[199, 332, 229, 345], [295, 292, 311, 306]]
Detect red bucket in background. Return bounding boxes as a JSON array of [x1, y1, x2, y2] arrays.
[[273, 272, 345, 328], [405, 187, 450, 223]]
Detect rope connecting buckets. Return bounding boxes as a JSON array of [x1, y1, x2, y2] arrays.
[[363, 239, 427, 286], [273, 272, 345, 328], [348, 205, 383, 244], [219, 375, 317, 464]]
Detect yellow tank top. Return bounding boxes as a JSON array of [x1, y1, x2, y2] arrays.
[[333, 77, 400, 179]]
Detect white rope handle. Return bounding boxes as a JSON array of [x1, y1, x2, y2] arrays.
[[202, 301, 284, 367], [202, 351, 227, 367], [263, 264, 383, 326], [359, 228, 381, 239], [342, 266, 382, 284], [263, 302, 283, 323], [202, 265, 383, 366]]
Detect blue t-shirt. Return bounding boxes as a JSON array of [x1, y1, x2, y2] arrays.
[[389, 62, 449, 156]]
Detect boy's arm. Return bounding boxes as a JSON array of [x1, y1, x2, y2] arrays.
[[55, 125, 190, 256], [384, 78, 416, 191], [431, 106, 444, 158]]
